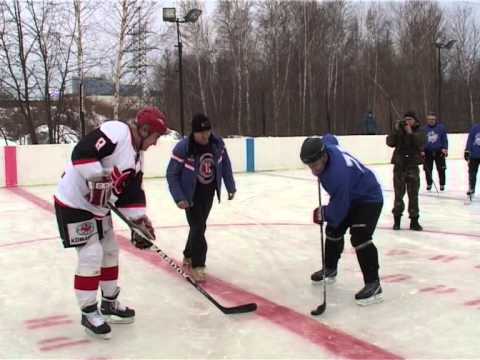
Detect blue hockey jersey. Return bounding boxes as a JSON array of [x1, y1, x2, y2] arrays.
[[318, 144, 383, 227], [465, 124, 480, 160], [423, 123, 448, 152]]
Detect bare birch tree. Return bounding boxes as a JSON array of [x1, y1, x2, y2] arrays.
[[451, 4, 479, 124]]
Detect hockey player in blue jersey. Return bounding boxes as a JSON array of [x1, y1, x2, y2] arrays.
[[300, 136, 384, 305], [422, 112, 448, 191], [465, 123, 480, 197]]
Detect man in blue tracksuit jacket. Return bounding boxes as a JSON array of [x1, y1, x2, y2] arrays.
[[422, 112, 448, 191], [166, 113, 236, 282], [465, 123, 480, 196], [300, 135, 384, 306]]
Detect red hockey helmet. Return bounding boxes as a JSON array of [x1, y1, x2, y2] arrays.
[[136, 107, 168, 136]]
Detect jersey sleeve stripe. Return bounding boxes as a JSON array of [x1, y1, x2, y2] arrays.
[[171, 154, 185, 163]]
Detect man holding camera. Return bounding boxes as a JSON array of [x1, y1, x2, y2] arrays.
[[386, 111, 426, 231]]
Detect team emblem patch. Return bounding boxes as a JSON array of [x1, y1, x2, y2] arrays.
[[76, 221, 95, 236], [198, 153, 215, 184], [67, 220, 98, 246], [427, 131, 438, 144]]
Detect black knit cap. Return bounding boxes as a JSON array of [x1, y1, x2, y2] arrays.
[[403, 111, 418, 121], [191, 113, 211, 133]]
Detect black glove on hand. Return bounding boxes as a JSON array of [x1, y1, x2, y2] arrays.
[[464, 150, 470, 162]]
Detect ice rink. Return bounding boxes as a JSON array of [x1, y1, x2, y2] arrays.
[[0, 159, 479, 359]]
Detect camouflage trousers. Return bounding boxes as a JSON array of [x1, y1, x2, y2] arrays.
[[392, 165, 420, 218]]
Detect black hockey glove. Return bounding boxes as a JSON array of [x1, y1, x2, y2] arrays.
[[464, 150, 470, 162]]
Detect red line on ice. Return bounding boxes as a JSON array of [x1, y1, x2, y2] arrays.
[[9, 187, 404, 360], [25, 315, 70, 323], [39, 339, 91, 352], [38, 337, 70, 344], [27, 320, 74, 330]]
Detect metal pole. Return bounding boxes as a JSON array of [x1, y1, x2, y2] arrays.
[[176, 20, 185, 136], [437, 46, 442, 120], [79, 81, 85, 137]]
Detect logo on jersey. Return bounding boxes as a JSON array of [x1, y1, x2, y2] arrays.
[[76, 221, 95, 236], [475, 133, 480, 146], [197, 153, 215, 184], [427, 131, 439, 144], [67, 220, 98, 246]]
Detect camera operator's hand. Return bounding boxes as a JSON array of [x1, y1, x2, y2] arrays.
[[395, 119, 404, 131], [404, 123, 413, 134]]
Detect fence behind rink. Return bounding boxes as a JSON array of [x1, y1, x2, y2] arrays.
[[0, 133, 468, 187]]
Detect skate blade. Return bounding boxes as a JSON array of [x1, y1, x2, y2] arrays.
[[84, 328, 111, 340], [355, 293, 384, 306], [103, 315, 135, 324]]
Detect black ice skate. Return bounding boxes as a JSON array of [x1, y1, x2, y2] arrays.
[[100, 287, 135, 324], [355, 280, 383, 306], [311, 268, 337, 283], [467, 189, 475, 201], [81, 303, 111, 340]]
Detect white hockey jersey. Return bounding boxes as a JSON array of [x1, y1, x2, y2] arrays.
[[54, 121, 146, 219]]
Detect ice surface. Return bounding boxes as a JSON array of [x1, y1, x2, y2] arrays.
[[0, 160, 479, 359]]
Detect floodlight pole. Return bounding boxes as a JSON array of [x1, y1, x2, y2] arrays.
[[435, 40, 456, 120], [163, 8, 202, 137], [176, 20, 185, 136]]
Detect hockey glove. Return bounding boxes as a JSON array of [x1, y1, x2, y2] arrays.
[[464, 150, 470, 162], [131, 216, 155, 249], [111, 166, 134, 196], [313, 207, 325, 225], [228, 192, 236, 200], [86, 175, 112, 207]]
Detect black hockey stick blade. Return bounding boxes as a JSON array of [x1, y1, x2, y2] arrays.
[[221, 302, 258, 314], [311, 302, 326, 316], [188, 277, 257, 314]]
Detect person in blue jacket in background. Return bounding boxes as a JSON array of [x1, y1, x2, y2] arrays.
[[465, 122, 480, 197], [300, 135, 384, 306], [166, 113, 236, 282], [422, 112, 448, 191]]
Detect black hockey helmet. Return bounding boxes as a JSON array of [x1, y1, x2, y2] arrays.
[[300, 137, 326, 164]]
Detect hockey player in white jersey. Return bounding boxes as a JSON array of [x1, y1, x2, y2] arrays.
[[54, 107, 168, 339]]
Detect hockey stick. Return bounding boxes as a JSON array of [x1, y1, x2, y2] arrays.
[[108, 203, 257, 315], [311, 180, 326, 316]]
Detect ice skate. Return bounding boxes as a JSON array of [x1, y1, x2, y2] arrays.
[[100, 287, 135, 324], [81, 303, 111, 340], [355, 280, 384, 306], [310, 268, 337, 284]]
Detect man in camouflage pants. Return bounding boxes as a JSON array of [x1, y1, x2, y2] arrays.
[[386, 111, 426, 231]]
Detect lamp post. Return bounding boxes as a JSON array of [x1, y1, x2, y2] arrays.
[[434, 39, 456, 120], [163, 7, 202, 136]]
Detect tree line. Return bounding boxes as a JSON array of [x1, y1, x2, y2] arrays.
[[157, 0, 480, 136]]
